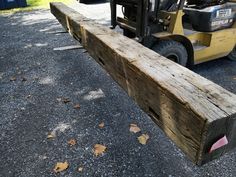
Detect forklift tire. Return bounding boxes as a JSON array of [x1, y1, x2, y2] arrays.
[[123, 29, 136, 38], [152, 40, 188, 66], [228, 46, 236, 61]]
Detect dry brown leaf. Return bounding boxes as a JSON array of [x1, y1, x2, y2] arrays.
[[233, 77, 236, 80], [78, 166, 83, 172], [62, 97, 71, 104], [47, 133, 55, 139], [93, 144, 107, 156], [10, 76, 16, 81], [138, 134, 149, 145], [129, 123, 141, 133], [53, 161, 69, 173], [68, 139, 77, 146], [98, 122, 104, 128], [74, 104, 81, 109]]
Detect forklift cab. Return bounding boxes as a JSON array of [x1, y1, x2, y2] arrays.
[[111, 0, 235, 37], [110, 0, 236, 65]]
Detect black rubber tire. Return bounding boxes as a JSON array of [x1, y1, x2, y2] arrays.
[[228, 46, 236, 61], [123, 29, 136, 38], [152, 40, 188, 66]]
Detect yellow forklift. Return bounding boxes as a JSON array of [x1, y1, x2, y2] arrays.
[[110, 0, 236, 66]]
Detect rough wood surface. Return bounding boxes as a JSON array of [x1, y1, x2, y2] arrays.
[[50, 2, 236, 165]]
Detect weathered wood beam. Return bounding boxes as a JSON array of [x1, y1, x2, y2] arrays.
[[50, 2, 236, 165]]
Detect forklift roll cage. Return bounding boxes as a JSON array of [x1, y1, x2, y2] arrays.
[[110, 0, 236, 65], [110, 0, 186, 39]]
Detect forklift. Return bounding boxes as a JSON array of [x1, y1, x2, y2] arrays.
[[110, 0, 236, 66]]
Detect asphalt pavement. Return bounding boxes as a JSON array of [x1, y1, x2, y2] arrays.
[[1, 3, 236, 177]]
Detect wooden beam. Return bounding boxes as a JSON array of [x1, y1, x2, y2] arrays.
[[50, 2, 236, 165]]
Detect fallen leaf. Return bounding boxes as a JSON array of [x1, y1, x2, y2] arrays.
[[138, 134, 149, 145], [47, 133, 55, 139], [98, 122, 104, 128], [10, 76, 16, 81], [74, 104, 80, 109], [129, 123, 141, 133], [68, 139, 77, 146], [78, 166, 83, 172], [62, 98, 70, 104], [233, 77, 236, 80], [53, 161, 69, 173], [93, 144, 107, 156]]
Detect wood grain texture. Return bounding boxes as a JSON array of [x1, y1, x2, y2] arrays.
[[50, 2, 236, 165]]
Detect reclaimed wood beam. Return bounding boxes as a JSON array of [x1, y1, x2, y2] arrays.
[[50, 2, 236, 165]]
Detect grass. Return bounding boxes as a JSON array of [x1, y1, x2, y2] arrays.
[[27, 0, 74, 8], [0, 0, 74, 14]]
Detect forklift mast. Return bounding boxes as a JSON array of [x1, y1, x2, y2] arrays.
[[110, 0, 185, 40], [110, 0, 150, 38]]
